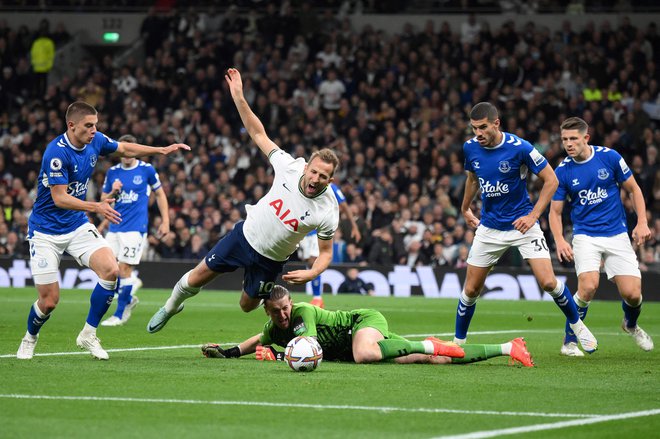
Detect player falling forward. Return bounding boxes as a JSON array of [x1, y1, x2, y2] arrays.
[[146, 68, 340, 333]]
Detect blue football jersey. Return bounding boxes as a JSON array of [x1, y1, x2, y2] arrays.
[[553, 146, 631, 237], [103, 160, 161, 233], [464, 132, 548, 231], [28, 132, 118, 236], [306, 183, 345, 237]]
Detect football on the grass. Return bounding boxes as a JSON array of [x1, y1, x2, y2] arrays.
[[284, 336, 323, 372]]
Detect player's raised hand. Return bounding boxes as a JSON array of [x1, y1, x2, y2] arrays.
[[224, 68, 244, 100], [555, 239, 574, 263], [95, 199, 121, 224], [161, 143, 191, 155], [632, 222, 652, 246], [282, 269, 315, 285]]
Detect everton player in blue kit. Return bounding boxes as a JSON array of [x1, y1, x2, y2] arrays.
[[17, 102, 189, 360], [454, 102, 598, 353], [99, 134, 171, 327], [298, 182, 361, 308], [549, 117, 653, 356]]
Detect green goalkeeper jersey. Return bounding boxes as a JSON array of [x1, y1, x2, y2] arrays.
[[260, 303, 363, 361]]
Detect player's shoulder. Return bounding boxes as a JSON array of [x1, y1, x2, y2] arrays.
[[44, 133, 67, 153], [556, 156, 573, 170], [503, 132, 531, 149], [108, 163, 122, 171], [593, 145, 620, 160], [137, 160, 155, 169]]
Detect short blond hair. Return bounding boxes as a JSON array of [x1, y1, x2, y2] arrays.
[[308, 148, 340, 176]]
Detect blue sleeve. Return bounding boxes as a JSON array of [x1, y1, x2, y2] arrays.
[[43, 147, 70, 186], [610, 150, 632, 184], [521, 141, 548, 175], [147, 165, 162, 190], [463, 143, 474, 172], [331, 183, 346, 204], [102, 169, 113, 193], [552, 167, 568, 201], [96, 132, 119, 156]]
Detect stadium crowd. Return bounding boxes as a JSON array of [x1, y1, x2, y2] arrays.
[[0, 3, 658, 272]]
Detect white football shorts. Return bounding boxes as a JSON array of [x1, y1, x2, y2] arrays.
[[297, 233, 320, 261], [572, 232, 641, 279], [28, 222, 110, 284], [106, 231, 148, 265], [467, 223, 551, 267]]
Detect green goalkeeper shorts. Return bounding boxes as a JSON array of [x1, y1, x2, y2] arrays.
[[352, 309, 390, 338]]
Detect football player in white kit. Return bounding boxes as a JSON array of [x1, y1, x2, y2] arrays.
[[147, 68, 340, 333], [17, 101, 189, 360], [549, 117, 653, 356]]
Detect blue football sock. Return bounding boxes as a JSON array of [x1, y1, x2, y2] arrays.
[[26, 302, 50, 336], [311, 276, 322, 297], [455, 294, 477, 340], [86, 280, 116, 327], [622, 300, 642, 328], [113, 283, 134, 319], [551, 282, 579, 324]]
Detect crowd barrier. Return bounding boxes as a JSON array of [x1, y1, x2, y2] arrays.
[[1, 258, 657, 301]]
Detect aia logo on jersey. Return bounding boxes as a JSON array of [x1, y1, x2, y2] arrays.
[[269, 199, 301, 231]]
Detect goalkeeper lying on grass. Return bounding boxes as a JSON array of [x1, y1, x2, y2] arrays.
[[201, 285, 534, 367]]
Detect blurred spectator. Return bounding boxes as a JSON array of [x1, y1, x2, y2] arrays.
[[338, 267, 375, 295]]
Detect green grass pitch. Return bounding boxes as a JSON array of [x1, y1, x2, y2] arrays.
[[0, 287, 658, 438]]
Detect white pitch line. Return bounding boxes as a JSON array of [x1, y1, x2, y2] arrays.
[[433, 408, 660, 439], [0, 343, 203, 359], [0, 328, 636, 359], [0, 394, 600, 419]]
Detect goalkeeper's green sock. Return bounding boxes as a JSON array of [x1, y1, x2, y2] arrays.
[[450, 343, 509, 364], [377, 339, 435, 359]]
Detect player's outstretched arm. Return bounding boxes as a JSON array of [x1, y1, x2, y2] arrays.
[[50, 184, 121, 224], [549, 200, 574, 263], [202, 334, 262, 359], [225, 68, 279, 158], [283, 238, 333, 284], [115, 141, 190, 158]]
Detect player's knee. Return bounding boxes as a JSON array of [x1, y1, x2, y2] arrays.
[[540, 279, 558, 292], [353, 348, 381, 364], [579, 281, 598, 297], [621, 291, 642, 306], [39, 297, 58, 314], [97, 263, 119, 281]]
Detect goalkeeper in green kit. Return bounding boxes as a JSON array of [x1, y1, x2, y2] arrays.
[[202, 285, 534, 367]]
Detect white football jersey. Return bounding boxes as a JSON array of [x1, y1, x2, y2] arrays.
[[243, 149, 339, 261]]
